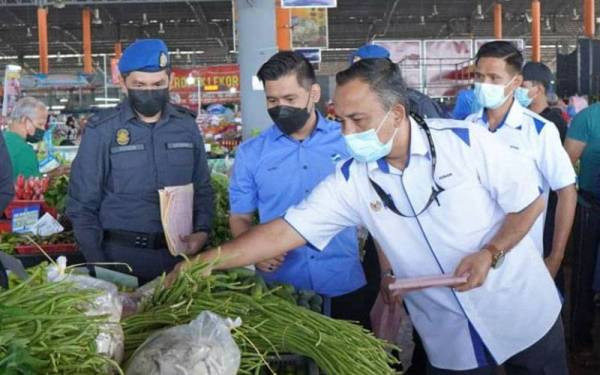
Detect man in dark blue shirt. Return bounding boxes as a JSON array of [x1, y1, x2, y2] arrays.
[[67, 39, 213, 283]]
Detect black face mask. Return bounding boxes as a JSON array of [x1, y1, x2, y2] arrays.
[[268, 99, 312, 136], [26, 128, 45, 143], [128, 88, 170, 118]]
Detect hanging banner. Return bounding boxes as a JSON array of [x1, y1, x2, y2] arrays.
[[170, 65, 240, 110], [424, 39, 473, 97], [374, 40, 422, 90], [291, 8, 328, 48], [282, 0, 336, 8], [2, 65, 22, 117]]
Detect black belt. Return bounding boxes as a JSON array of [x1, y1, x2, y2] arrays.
[[104, 230, 168, 250]]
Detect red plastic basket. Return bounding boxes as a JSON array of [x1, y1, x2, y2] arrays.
[[3, 200, 57, 220], [0, 220, 11, 233], [15, 243, 77, 255]]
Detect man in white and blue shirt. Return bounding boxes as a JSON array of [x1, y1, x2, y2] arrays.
[[228, 51, 369, 325], [172, 58, 568, 374], [467, 41, 577, 280]]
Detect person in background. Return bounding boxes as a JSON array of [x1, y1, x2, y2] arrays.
[[0, 135, 14, 212], [515, 61, 571, 293], [67, 39, 214, 284], [2, 97, 47, 180], [564, 103, 600, 365], [516, 62, 567, 141], [567, 95, 589, 123], [467, 41, 577, 281], [228, 51, 369, 326], [452, 88, 482, 120]]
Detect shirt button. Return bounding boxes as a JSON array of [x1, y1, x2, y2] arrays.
[[310, 255, 315, 259], [305, 189, 310, 193], [303, 165, 308, 170]]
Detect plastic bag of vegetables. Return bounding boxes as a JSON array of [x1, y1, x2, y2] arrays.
[[46, 256, 125, 364], [125, 311, 241, 375]]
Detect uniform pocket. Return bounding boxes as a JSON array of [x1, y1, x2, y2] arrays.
[[165, 142, 194, 166], [110, 144, 147, 169]]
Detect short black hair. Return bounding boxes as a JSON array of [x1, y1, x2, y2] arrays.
[[475, 41, 523, 74], [257, 51, 316, 89], [336, 58, 408, 111]]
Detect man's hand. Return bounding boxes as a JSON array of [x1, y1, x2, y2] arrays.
[[454, 249, 493, 292], [181, 232, 208, 255], [381, 275, 401, 305], [544, 256, 563, 278], [256, 254, 286, 273]]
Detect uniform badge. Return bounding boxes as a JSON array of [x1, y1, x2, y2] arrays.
[[370, 201, 382, 212], [159, 52, 168, 68], [116, 129, 130, 146]]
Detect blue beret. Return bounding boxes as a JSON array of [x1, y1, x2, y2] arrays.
[[118, 39, 170, 75], [349, 44, 390, 64]]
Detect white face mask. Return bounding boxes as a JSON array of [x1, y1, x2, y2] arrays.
[[344, 111, 398, 163], [474, 75, 517, 110]]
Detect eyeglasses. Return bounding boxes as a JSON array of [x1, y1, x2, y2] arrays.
[[368, 112, 444, 218]]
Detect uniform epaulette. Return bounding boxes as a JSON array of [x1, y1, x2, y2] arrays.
[[171, 104, 197, 119], [85, 108, 120, 129]]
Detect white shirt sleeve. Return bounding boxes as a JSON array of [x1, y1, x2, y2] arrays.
[[470, 126, 541, 213], [537, 123, 577, 191], [284, 163, 362, 251]]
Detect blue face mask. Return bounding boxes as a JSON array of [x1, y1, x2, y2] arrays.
[[344, 111, 398, 163], [567, 105, 577, 119], [515, 87, 533, 108]]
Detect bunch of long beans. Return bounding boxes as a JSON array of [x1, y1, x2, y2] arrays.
[[0, 266, 123, 374], [123, 261, 398, 375]]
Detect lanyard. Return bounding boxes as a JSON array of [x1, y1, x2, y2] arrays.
[[368, 112, 444, 218]]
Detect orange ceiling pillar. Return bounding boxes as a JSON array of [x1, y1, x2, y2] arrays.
[[531, 0, 541, 62], [276, 0, 291, 51], [114, 42, 123, 59], [494, 2, 502, 39], [37, 7, 48, 74], [82, 8, 93, 73], [584, 0, 595, 38]]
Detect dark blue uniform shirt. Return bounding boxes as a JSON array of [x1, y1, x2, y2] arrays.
[[66, 101, 213, 263]]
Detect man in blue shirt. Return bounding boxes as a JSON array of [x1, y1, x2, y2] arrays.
[[229, 51, 368, 324]]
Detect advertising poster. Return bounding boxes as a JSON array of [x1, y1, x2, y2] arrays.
[[170, 65, 240, 110], [424, 39, 472, 97], [295, 48, 322, 63], [291, 8, 328, 48], [2, 65, 22, 117], [282, 0, 336, 8], [374, 40, 422, 90]]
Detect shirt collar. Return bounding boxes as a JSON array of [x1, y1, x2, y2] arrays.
[[477, 99, 524, 132], [272, 110, 328, 140], [369, 115, 430, 174]]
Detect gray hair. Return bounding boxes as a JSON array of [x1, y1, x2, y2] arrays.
[[9, 97, 47, 124]]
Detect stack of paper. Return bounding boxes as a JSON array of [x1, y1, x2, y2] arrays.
[[389, 274, 468, 293], [159, 183, 194, 256]]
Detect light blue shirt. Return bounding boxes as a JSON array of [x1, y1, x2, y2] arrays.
[[229, 112, 366, 297]]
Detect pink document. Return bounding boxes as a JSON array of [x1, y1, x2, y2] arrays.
[[388, 274, 468, 293], [159, 183, 194, 256]]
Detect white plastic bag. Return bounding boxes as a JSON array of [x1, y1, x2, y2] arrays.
[[47, 256, 125, 363], [126, 311, 242, 375]]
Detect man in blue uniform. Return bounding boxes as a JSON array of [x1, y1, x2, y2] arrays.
[[67, 39, 213, 284], [0, 135, 14, 212], [229, 51, 368, 324]]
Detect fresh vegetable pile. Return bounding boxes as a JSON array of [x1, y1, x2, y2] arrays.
[[0, 265, 122, 374], [13, 175, 51, 201], [209, 173, 233, 247], [44, 175, 69, 214], [0, 232, 75, 255], [123, 261, 398, 375]]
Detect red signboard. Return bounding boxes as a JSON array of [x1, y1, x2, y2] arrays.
[[170, 65, 240, 110]]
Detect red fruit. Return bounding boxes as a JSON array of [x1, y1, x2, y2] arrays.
[[17, 175, 25, 189]]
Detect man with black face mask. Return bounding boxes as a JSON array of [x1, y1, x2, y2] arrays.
[[67, 39, 214, 284], [228, 51, 368, 325]]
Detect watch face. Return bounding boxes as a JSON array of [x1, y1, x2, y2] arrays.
[[493, 252, 506, 269]]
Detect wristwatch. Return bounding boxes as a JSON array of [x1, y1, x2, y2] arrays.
[[382, 269, 395, 278], [485, 244, 506, 269]]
